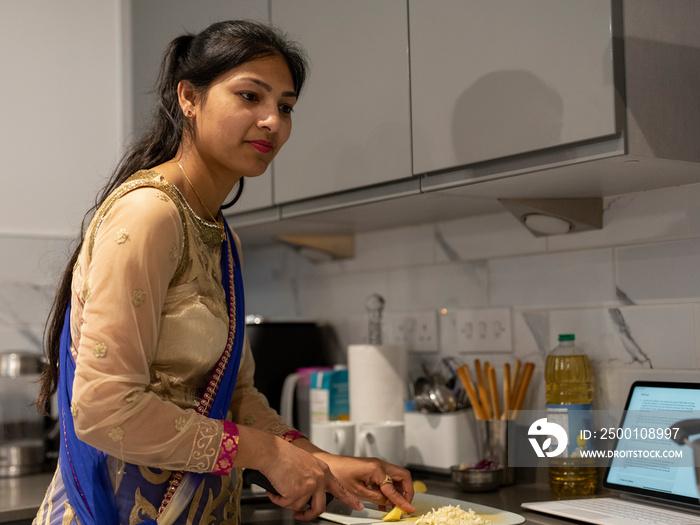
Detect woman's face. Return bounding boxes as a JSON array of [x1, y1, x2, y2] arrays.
[[189, 54, 297, 180]]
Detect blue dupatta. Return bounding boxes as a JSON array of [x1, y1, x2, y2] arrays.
[[58, 218, 244, 525]]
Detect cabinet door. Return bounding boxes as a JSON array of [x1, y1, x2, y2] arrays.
[[130, 0, 272, 213], [270, 0, 412, 204], [409, 0, 618, 175]]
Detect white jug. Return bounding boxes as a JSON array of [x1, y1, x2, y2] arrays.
[[280, 367, 332, 436]]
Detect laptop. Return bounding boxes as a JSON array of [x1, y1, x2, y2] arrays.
[[522, 381, 700, 525]]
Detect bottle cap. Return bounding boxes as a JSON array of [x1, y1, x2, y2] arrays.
[[558, 334, 575, 341]]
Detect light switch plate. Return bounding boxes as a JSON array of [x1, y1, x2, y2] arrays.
[[385, 311, 439, 352], [456, 307, 513, 353]]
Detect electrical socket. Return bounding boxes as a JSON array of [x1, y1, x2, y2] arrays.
[[455, 307, 513, 353], [386, 311, 439, 352]]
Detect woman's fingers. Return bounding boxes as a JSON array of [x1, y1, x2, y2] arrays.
[[326, 473, 365, 511], [269, 480, 361, 521], [380, 480, 416, 514], [265, 491, 310, 513], [260, 441, 333, 518], [351, 483, 389, 505], [293, 490, 328, 522], [380, 465, 415, 510], [344, 471, 415, 513]]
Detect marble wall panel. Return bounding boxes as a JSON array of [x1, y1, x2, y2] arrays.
[[616, 238, 700, 304], [435, 212, 545, 263], [41, 236, 74, 287], [337, 224, 436, 273], [388, 261, 489, 311], [0, 236, 53, 283], [0, 326, 44, 353], [547, 305, 695, 410], [297, 270, 391, 319], [490, 249, 615, 308]]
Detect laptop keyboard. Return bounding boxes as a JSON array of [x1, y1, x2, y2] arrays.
[[565, 497, 698, 524]]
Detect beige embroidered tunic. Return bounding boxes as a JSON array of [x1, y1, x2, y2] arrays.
[[34, 171, 295, 525]]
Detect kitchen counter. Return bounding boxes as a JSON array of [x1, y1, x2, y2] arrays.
[[241, 474, 608, 525], [1, 470, 597, 524], [0, 472, 52, 524]]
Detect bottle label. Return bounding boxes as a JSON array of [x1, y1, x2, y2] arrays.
[[546, 403, 594, 458]]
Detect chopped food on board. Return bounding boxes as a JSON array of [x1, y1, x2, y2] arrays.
[[382, 506, 404, 521], [415, 504, 491, 525]]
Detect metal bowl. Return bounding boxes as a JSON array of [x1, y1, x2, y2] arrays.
[[450, 465, 503, 492]]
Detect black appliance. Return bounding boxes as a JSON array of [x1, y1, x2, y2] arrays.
[[245, 320, 335, 415]]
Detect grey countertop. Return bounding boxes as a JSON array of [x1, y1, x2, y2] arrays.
[[0, 472, 53, 523], [1, 470, 592, 524], [240, 474, 599, 525]]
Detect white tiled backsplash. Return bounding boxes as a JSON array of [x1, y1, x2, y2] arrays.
[[0, 235, 72, 355], [4, 182, 700, 413]]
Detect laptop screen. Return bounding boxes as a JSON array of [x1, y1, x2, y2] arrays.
[[603, 381, 700, 506]]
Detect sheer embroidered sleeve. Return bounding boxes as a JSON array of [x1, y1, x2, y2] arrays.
[[70, 187, 235, 473]]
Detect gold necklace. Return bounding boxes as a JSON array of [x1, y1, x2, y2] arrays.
[[172, 159, 221, 226]]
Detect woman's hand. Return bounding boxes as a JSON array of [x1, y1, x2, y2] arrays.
[[318, 454, 416, 514], [259, 441, 363, 521], [235, 428, 363, 521]]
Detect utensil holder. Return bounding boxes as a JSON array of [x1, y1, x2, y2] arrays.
[[404, 409, 478, 473], [475, 419, 515, 485]]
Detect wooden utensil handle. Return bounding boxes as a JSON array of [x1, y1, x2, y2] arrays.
[[488, 366, 501, 421], [513, 362, 535, 414], [503, 363, 511, 420], [474, 359, 492, 419], [458, 365, 487, 420]]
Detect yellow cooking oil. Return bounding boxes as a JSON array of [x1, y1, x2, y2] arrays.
[[545, 334, 597, 497]]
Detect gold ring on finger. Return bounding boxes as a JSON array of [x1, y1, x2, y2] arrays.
[[380, 475, 393, 486]]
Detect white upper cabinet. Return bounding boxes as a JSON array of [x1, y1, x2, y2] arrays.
[[138, 0, 700, 238], [270, 0, 413, 204], [409, 0, 619, 175], [2, 2, 122, 236]]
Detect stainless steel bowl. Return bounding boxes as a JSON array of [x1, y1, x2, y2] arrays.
[[0, 351, 47, 477], [451, 465, 503, 492]]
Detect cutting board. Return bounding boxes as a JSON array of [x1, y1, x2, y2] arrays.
[[320, 492, 525, 524]]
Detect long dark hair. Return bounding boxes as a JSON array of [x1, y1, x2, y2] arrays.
[[37, 20, 308, 415]]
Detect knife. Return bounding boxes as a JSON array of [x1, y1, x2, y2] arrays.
[[242, 468, 335, 506]]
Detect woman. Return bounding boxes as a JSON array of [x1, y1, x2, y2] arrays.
[[34, 20, 415, 525]]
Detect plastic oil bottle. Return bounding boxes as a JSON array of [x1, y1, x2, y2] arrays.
[[545, 334, 597, 497]]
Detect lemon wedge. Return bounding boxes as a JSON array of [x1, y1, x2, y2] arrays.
[[413, 480, 427, 493], [382, 506, 403, 522]]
